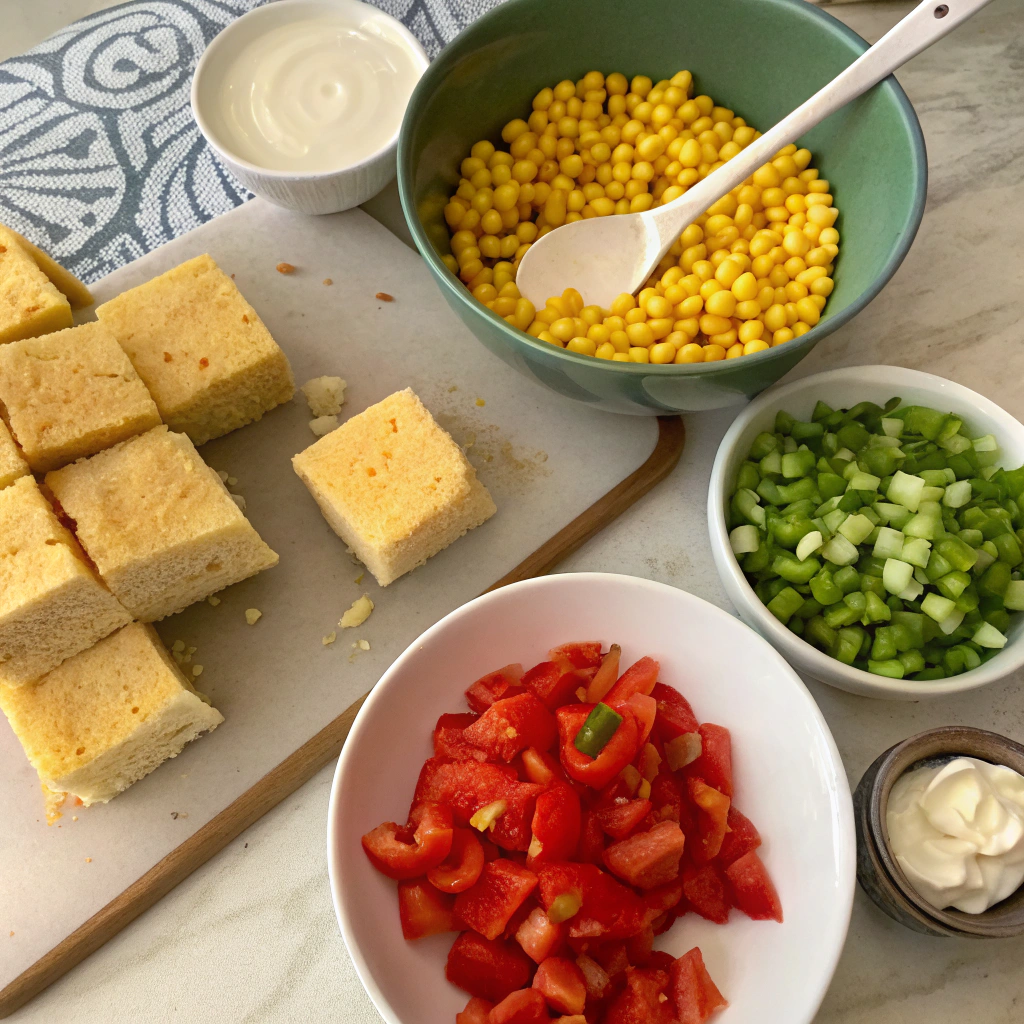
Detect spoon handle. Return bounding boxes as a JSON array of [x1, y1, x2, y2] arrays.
[[643, 0, 994, 259]]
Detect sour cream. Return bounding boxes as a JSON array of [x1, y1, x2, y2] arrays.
[[215, 10, 425, 173], [887, 756, 1024, 914]]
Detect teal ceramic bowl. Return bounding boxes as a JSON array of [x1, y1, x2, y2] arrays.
[[398, 0, 927, 414]]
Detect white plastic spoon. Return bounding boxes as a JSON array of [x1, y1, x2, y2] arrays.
[[515, 0, 993, 310]]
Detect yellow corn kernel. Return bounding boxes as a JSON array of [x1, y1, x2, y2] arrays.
[[699, 280, 723, 302], [818, 227, 839, 246], [785, 281, 808, 302], [705, 290, 737, 318], [725, 343, 744, 359], [605, 315, 627, 331], [675, 317, 701, 338], [674, 342, 703, 363], [610, 293, 637, 317], [586, 324, 612, 346], [763, 304, 787, 333], [730, 271, 758, 302], [783, 256, 807, 279], [538, 331, 561, 347], [795, 266, 827, 286], [628, 346, 650, 363], [782, 230, 811, 258], [806, 246, 832, 268], [768, 265, 789, 288], [810, 276, 834, 298], [699, 313, 732, 336], [711, 329, 738, 348], [624, 307, 647, 326], [647, 318, 673, 340], [550, 317, 577, 342], [567, 336, 597, 356], [563, 288, 584, 316], [703, 344, 726, 362], [513, 298, 536, 330], [734, 299, 761, 320], [809, 293, 827, 311], [609, 329, 630, 353], [626, 322, 655, 347], [772, 328, 795, 345], [807, 204, 838, 228], [649, 341, 676, 364], [611, 352, 630, 361], [738, 320, 764, 344], [743, 338, 770, 356], [594, 342, 616, 360], [676, 294, 704, 319], [442, 254, 458, 274], [643, 294, 672, 319]]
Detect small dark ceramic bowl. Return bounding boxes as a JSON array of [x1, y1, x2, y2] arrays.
[[854, 727, 1024, 938]]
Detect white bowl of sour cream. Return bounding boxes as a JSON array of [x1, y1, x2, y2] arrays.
[[191, 0, 428, 214]]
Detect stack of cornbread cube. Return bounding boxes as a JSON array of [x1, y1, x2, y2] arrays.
[[0, 232, 293, 819]]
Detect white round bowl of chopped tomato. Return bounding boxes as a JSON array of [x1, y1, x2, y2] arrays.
[[327, 572, 854, 1024]]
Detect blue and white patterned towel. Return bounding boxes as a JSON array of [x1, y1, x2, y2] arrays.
[[0, 0, 501, 283]]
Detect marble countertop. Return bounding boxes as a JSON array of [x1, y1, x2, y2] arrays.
[[10, 1, 1024, 1021]]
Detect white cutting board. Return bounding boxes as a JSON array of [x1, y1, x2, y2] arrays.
[[0, 199, 659, 990]]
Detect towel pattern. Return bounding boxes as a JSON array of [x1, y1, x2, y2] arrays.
[[0, 0, 501, 282]]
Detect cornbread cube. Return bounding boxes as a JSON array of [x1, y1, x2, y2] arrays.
[[1, 224, 93, 309], [0, 321, 161, 472], [46, 426, 279, 621], [0, 622, 223, 807], [0, 418, 29, 489], [0, 225, 73, 344], [0, 476, 131, 687], [95, 254, 295, 445], [292, 388, 496, 586]]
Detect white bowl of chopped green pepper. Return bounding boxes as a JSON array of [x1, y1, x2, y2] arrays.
[[708, 366, 1024, 700]]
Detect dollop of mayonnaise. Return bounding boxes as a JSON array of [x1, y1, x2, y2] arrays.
[[887, 756, 1024, 914], [216, 12, 425, 173]]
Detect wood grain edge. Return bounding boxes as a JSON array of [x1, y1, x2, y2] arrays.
[[0, 415, 685, 1019]]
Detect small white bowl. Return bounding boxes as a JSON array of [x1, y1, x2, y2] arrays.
[[708, 365, 1024, 701], [327, 572, 854, 1024], [191, 0, 427, 215]]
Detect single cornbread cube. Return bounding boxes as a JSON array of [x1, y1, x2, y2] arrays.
[[0, 622, 223, 808], [46, 425, 279, 621], [0, 476, 131, 687], [95, 253, 295, 445], [292, 388, 496, 586], [0, 418, 29, 489], [0, 225, 73, 344], [1, 224, 93, 309], [0, 321, 161, 472]]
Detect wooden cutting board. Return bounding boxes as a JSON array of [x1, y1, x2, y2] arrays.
[[0, 199, 685, 1017]]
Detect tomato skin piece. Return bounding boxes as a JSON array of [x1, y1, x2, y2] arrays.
[[515, 904, 566, 963], [594, 798, 652, 841], [670, 947, 728, 1024], [556, 704, 639, 790], [533, 956, 587, 1015], [681, 864, 731, 924], [522, 660, 582, 711], [427, 828, 485, 893], [521, 746, 565, 786], [454, 860, 539, 940], [549, 642, 603, 669], [528, 783, 582, 867], [536, 862, 646, 941], [687, 778, 731, 863], [621, 694, 656, 747], [724, 850, 783, 922], [603, 820, 686, 890], [434, 713, 488, 762], [717, 807, 761, 866], [456, 997, 494, 1024], [488, 988, 549, 1024], [463, 693, 558, 762], [651, 682, 700, 742], [575, 809, 606, 864], [466, 665, 526, 714], [690, 724, 733, 798], [397, 879, 459, 939], [361, 801, 453, 880], [603, 657, 660, 706], [446, 932, 534, 1003]]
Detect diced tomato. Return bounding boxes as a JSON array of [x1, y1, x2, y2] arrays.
[[681, 864, 730, 924], [463, 693, 558, 762], [575, 810, 606, 864], [649, 770, 684, 824], [603, 820, 685, 890], [575, 954, 611, 999], [413, 759, 542, 852], [620, 694, 656, 747], [523, 660, 582, 711], [488, 988, 549, 1024], [717, 807, 761, 866], [522, 747, 563, 786], [457, 996, 494, 1024], [643, 878, 684, 915], [687, 779, 731, 863], [397, 880, 458, 939], [604, 966, 673, 1024], [361, 801, 453, 880], [428, 828, 485, 893], [724, 850, 783, 922], [594, 799, 652, 841], [690, 724, 733, 798], [434, 713, 489, 762], [556, 704, 639, 790], [591, 940, 630, 978], [446, 932, 534, 1003], [533, 956, 587, 1014], [626, 921, 655, 966], [651, 683, 699, 741], [670, 948, 728, 1024], [603, 657, 659, 706], [455, 860, 539, 940], [529, 784, 582, 867], [466, 665, 526, 714], [515, 905, 566, 963], [550, 642, 603, 670], [537, 862, 645, 940]]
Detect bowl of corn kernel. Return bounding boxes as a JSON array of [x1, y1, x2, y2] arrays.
[[397, 0, 927, 414]]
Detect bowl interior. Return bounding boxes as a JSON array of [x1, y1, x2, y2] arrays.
[[709, 365, 1024, 698], [329, 573, 855, 1024], [398, 0, 925, 407]]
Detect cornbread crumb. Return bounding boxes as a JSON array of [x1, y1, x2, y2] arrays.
[[192, 665, 203, 677], [323, 278, 333, 286], [172, 640, 185, 653], [46, 426, 278, 621], [322, 631, 336, 645], [85, 858, 92, 863], [228, 476, 238, 486], [207, 595, 221, 606], [291, 389, 496, 586], [309, 415, 339, 437], [72, 815, 78, 821], [245, 608, 262, 625], [0, 225, 73, 344], [0, 476, 131, 686], [95, 254, 295, 445], [0, 623, 222, 806], [475, 398, 486, 407], [358, 639, 370, 651], [230, 493, 246, 511], [375, 292, 394, 302], [276, 262, 295, 274], [217, 470, 229, 482], [301, 376, 347, 417], [339, 595, 374, 628]]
